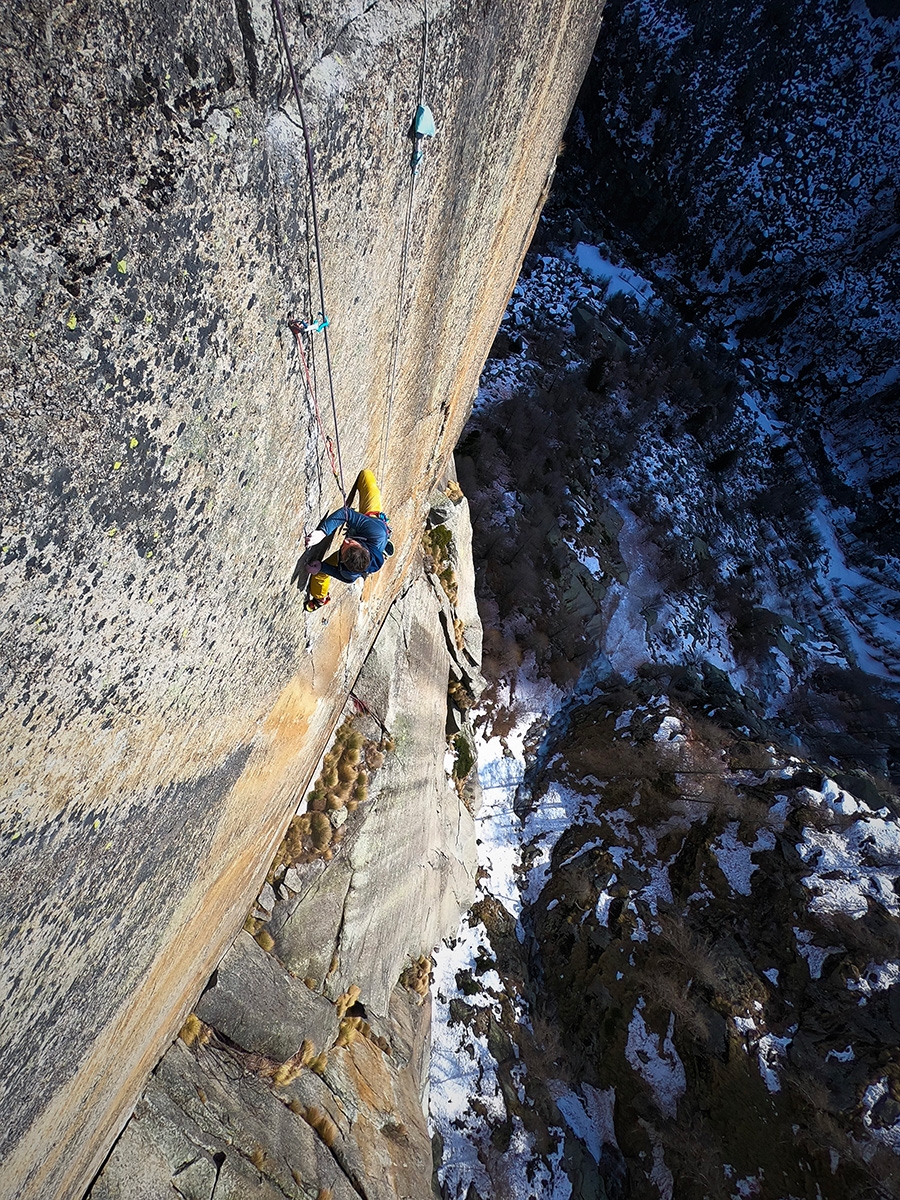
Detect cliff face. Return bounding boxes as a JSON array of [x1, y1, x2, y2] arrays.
[[89, 496, 484, 1198], [0, 1, 602, 1196]]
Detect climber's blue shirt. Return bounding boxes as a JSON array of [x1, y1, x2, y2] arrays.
[[317, 508, 389, 583]]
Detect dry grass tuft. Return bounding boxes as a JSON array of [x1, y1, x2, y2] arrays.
[[335, 983, 361, 1018], [302, 1105, 338, 1147], [335, 1019, 359, 1049], [254, 927, 275, 953], [335, 1014, 371, 1048], [643, 974, 711, 1044], [654, 915, 719, 992], [253, 1039, 316, 1088], [272, 1057, 304, 1088], [399, 955, 432, 999], [365, 745, 385, 770], [178, 1013, 212, 1048], [263, 717, 396, 877]]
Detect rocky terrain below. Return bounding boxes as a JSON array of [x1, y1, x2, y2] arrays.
[[427, 36, 900, 1185], [572, 0, 900, 544]]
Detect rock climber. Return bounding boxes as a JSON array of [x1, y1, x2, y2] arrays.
[[304, 469, 392, 611]]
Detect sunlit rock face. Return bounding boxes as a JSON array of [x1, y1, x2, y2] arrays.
[[0, 1, 602, 1195], [571, 0, 900, 541], [89, 551, 480, 1200]]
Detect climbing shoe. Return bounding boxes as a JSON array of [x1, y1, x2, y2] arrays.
[[304, 595, 331, 612]]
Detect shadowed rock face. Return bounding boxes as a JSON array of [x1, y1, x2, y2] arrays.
[[0, 1, 602, 1195]]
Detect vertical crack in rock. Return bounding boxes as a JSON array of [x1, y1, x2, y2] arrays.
[[233, 0, 259, 96]]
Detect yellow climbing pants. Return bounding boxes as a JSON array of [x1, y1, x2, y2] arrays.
[[308, 470, 383, 602]]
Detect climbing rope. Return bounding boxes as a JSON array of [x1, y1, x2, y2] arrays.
[[379, 0, 433, 484], [288, 319, 342, 493], [274, 0, 435, 509], [272, 0, 346, 499]]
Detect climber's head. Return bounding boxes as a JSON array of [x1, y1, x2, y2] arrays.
[[341, 538, 370, 575]]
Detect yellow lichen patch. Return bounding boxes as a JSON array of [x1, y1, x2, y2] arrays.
[[249, 1145, 266, 1170], [178, 1013, 212, 1047], [310, 1052, 329, 1075]]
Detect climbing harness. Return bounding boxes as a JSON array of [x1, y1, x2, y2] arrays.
[[379, 0, 435, 483]]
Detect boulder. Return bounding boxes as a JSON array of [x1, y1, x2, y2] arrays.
[[195, 932, 339, 1060], [90, 1039, 359, 1200]]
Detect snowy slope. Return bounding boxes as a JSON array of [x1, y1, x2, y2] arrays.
[[431, 77, 900, 1200], [573, 0, 900, 533]]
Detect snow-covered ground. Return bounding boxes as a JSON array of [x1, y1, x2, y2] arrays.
[[432, 8, 900, 1181], [430, 671, 577, 1200]]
